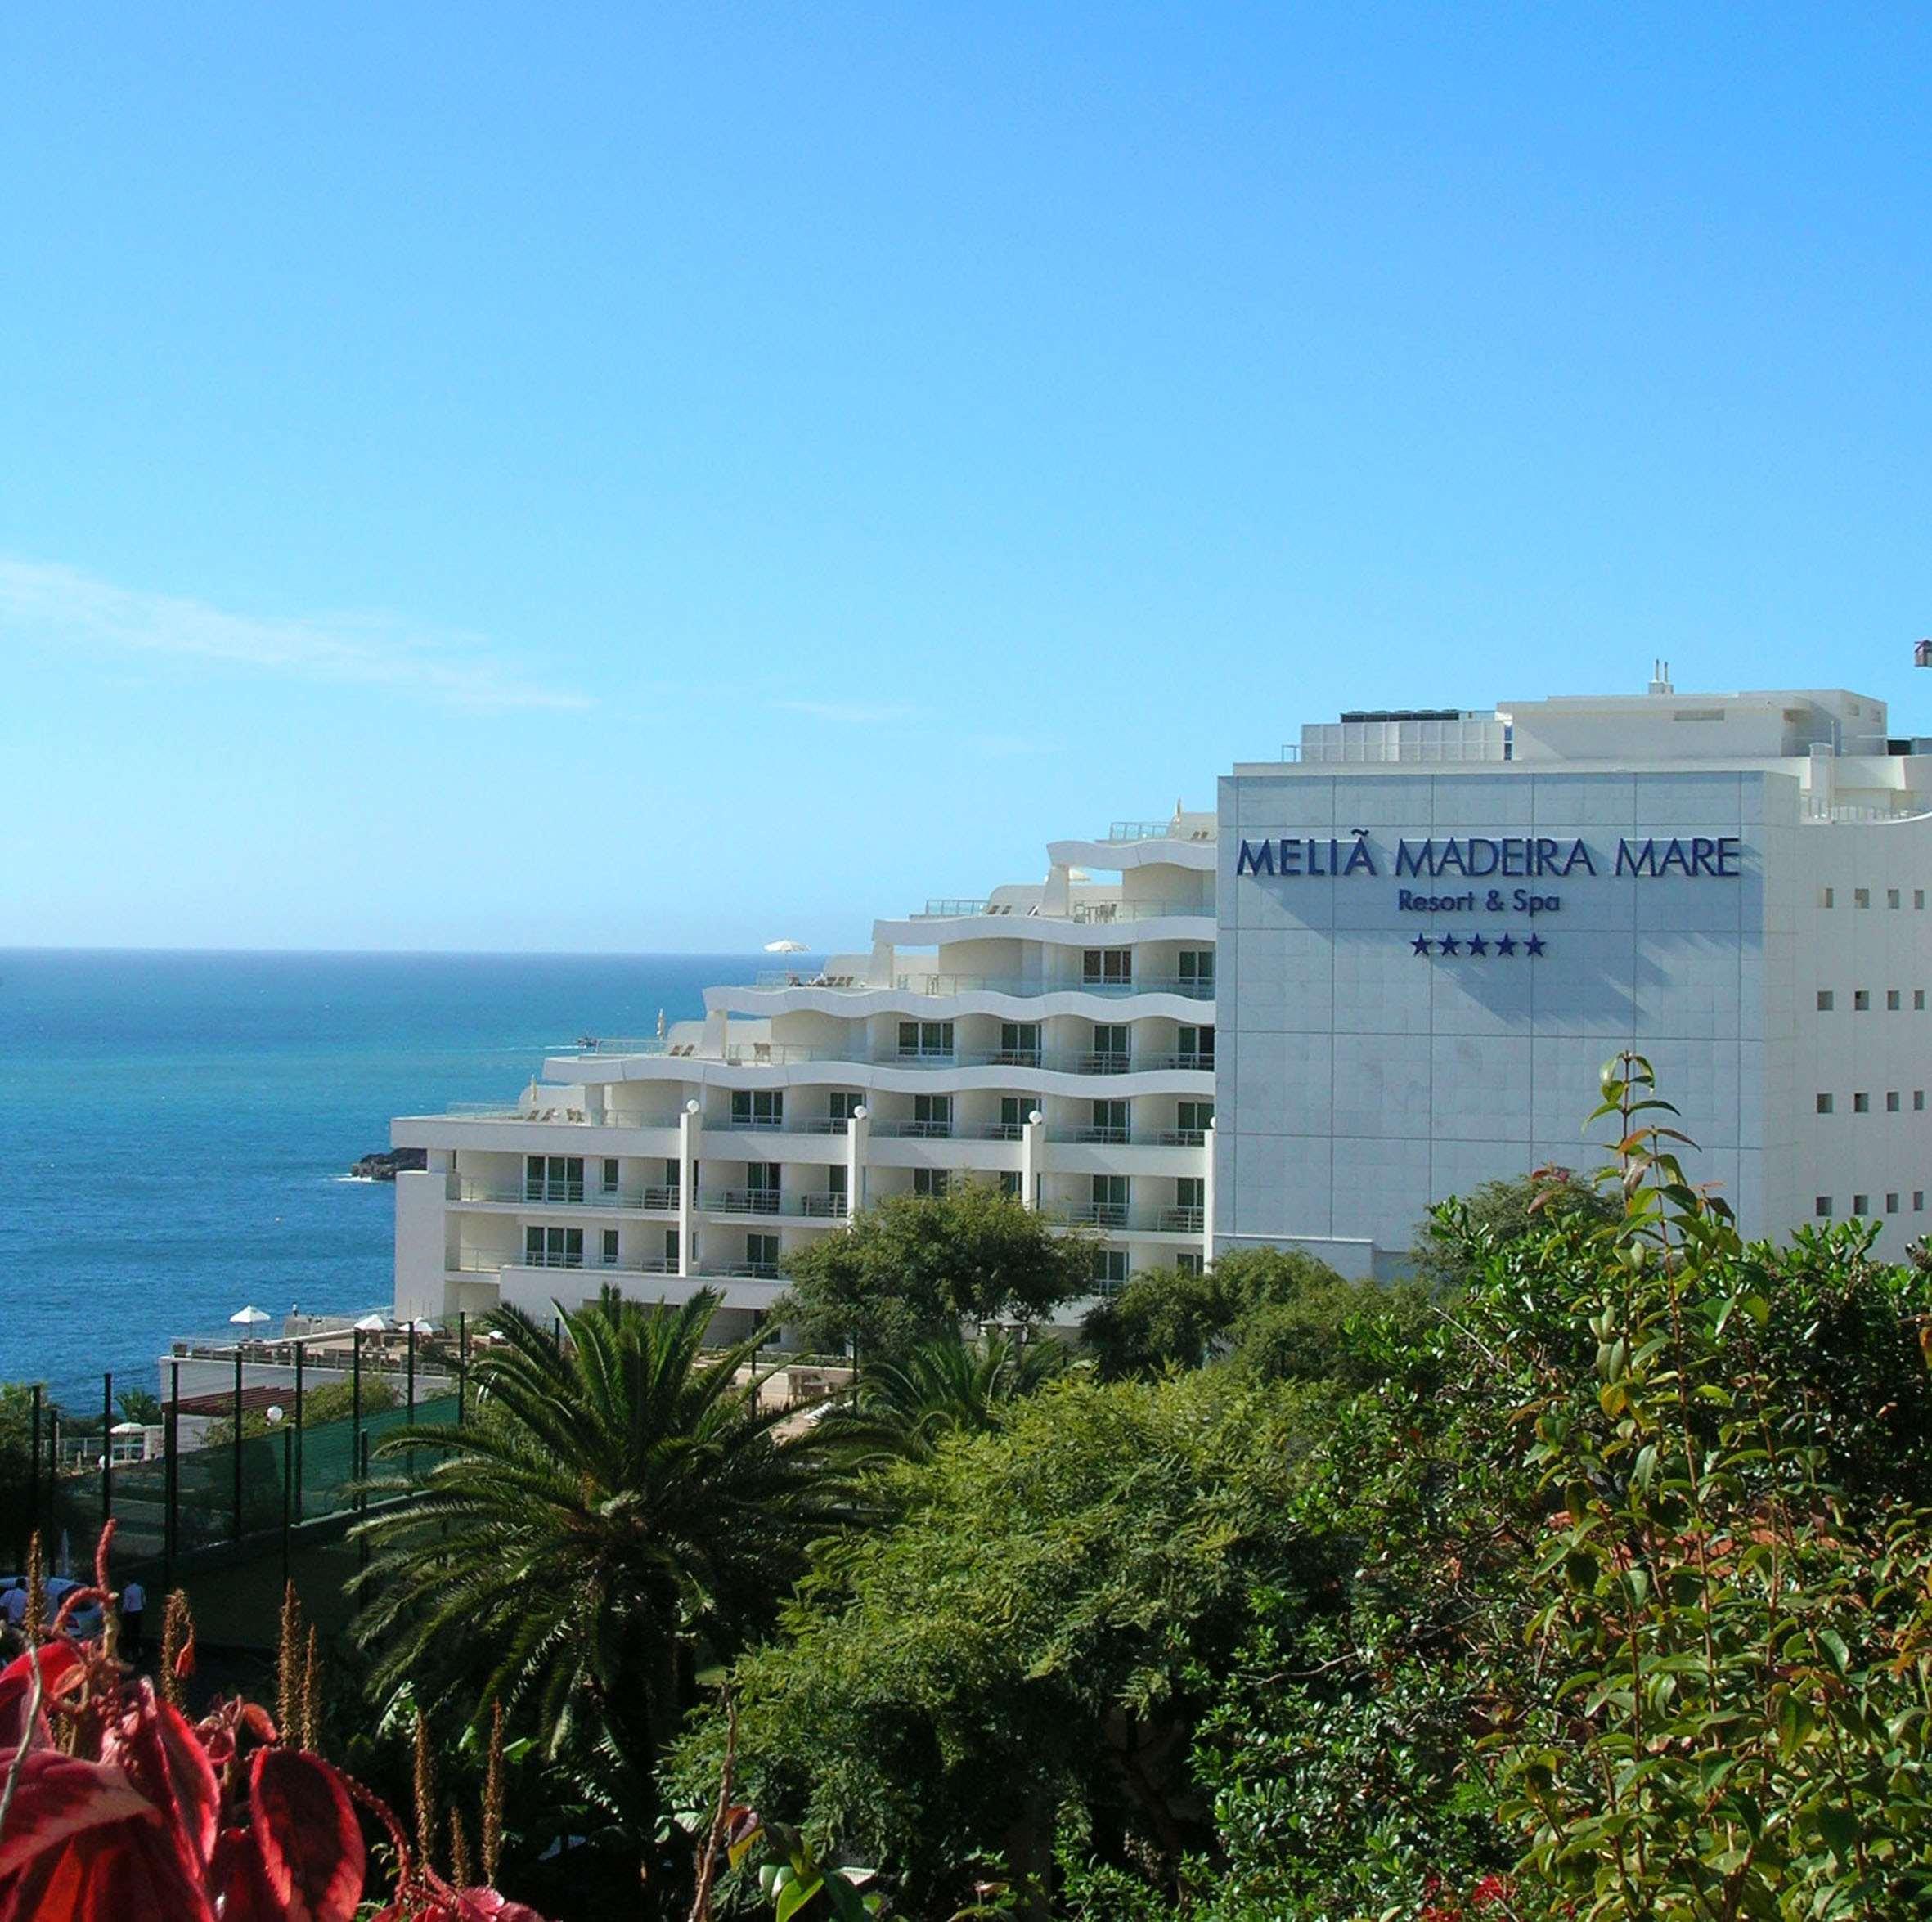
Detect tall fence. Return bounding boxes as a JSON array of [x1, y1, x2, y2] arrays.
[[13, 1335, 470, 1587]]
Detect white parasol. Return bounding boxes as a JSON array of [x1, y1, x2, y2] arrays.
[[763, 939, 808, 953], [229, 1305, 272, 1327], [354, 1312, 389, 1332]]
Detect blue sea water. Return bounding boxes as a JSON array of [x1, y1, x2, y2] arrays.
[[0, 950, 778, 1404]]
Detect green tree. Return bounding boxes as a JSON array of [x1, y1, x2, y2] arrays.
[[115, 1385, 163, 1425], [1081, 1246, 1350, 1381], [1407, 1165, 1612, 1290], [778, 1187, 1092, 1365], [670, 1370, 1345, 1917], [833, 1329, 1069, 1462], [0, 1382, 49, 1564], [352, 1287, 869, 1870]]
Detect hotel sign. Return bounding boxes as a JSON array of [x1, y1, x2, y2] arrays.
[[1234, 833, 1743, 880], [1235, 832, 1745, 952]]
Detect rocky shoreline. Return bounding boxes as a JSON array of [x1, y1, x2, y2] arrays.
[[348, 1147, 428, 1182]]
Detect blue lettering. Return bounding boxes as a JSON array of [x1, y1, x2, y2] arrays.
[[1236, 839, 1275, 877]]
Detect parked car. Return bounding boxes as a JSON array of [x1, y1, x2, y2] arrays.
[[0, 1574, 105, 1641]]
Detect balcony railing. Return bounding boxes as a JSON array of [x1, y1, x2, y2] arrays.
[[888, 973, 1214, 1000], [905, 898, 1211, 924], [1106, 820, 1181, 841], [1045, 1203, 1206, 1233], [451, 1179, 681, 1212], [1045, 1125, 1210, 1147], [869, 1119, 956, 1138], [699, 1189, 847, 1219]]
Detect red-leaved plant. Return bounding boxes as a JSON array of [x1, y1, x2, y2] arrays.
[[0, 1526, 546, 1922]]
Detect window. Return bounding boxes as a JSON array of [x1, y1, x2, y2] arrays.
[[1855, 990, 1871, 1011], [1090, 1023, 1131, 1071], [663, 1157, 682, 1199], [912, 1093, 953, 1138], [663, 1228, 681, 1267], [1817, 990, 1835, 1010], [1917, 1192, 1925, 1212], [1854, 1093, 1870, 1113], [1178, 950, 1215, 994], [1888, 1194, 1901, 1215], [898, 1020, 955, 1058], [601, 1228, 619, 1265], [1175, 1251, 1206, 1278], [999, 1170, 1022, 1199], [1082, 949, 1133, 987], [1918, 891, 1926, 910], [748, 1161, 781, 1202], [1090, 1247, 1130, 1294], [1817, 1093, 1834, 1114], [1090, 1174, 1129, 1227], [1889, 889, 1903, 909], [1816, 1197, 1833, 1218], [1171, 1176, 1205, 1230], [745, 1233, 780, 1275], [1917, 991, 1926, 1012], [1889, 1091, 1902, 1112], [600, 1157, 621, 1193], [1089, 1098, 1129, 1143], [1176, 1099, 1215, 1142], [524, 1225, 583, 1268], [1918, 1092, 1927, 1112], [1887, 990, 1902, 1010], [1821, 887, 1835, 907], [1179, 1023, 1215, 1067], [524, 1156, 584, 1203], [996, 1095, 1037, 1139], [730, 1089, 784, 1128], [828, 1090, 864, 1129], [1854, 1193, 1871, 1215], [997, 1022, 1041, 1066], [913, 1167, 950, 1197], [1856, 888, 1871, 909]]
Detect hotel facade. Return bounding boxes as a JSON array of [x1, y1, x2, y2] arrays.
[[390, 676, 1932, 1332]]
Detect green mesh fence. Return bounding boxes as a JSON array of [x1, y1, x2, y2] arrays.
[[38, 1394, 463, 1577]]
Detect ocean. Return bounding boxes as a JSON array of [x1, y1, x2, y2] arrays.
[[0, 950, 781, 1406]]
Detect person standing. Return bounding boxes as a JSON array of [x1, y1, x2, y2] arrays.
[[120, 1577, 146, 1660], [2, 1577, 26, 1646]]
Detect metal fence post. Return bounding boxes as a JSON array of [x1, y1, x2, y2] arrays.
[[294, 1340, 305, 1525], [231, 1349, 244, 1543], [281, 1426, 293, 1592], [351, 1327, 362, 1486], [456, 1312, 469, 1426], [27, 1385, 41, 1565], [164, 1362, 179, 1594], [356, 1431, 371, 1575], [101, 1372, 114, 1525]]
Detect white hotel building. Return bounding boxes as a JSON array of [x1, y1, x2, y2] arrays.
[[391, 675, 1932, 1334]]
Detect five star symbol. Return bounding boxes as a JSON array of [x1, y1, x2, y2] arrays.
[[1408, 928, 1548, 957]]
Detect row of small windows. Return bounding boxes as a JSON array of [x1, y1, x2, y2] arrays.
[[1815, 990, 1926, 1011], [1818, 887, 1928, 909], [1816, 1091, 1927, 1114], [1816, 1194, 1925, 1217]]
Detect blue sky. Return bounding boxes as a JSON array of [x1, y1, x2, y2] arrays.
[[3, 5, 1929, 950]]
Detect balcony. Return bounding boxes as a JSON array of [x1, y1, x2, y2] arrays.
[[904, 898, 1210, 924], [699, 1189, 847, 1219], [1045, 1203, 1206, 1233], [889, 973, 1214, 1000], [451, 1179, 681, 1212], [1045, 1126, 1210, 1147], [869, 1119, 956, 1138]]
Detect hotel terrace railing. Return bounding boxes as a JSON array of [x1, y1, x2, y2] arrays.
[[908, 898, 1211, 923], [1045, 1125, 1211, 1147], [750, 971, 1215, 999], [699, 1188, 849, 1218], [1105, 820, 1181, 841], [515, 1045, 1216, 1080], [450, 1177, 682, 1211], [1043, 1202, 1206, 1233]]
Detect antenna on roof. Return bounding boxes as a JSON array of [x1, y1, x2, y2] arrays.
[[1647, 658, 1674, 696]]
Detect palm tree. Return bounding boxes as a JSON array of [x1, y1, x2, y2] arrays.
[[351, 1287, 863, 1842], [840, 1327, 1068, 1461]]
